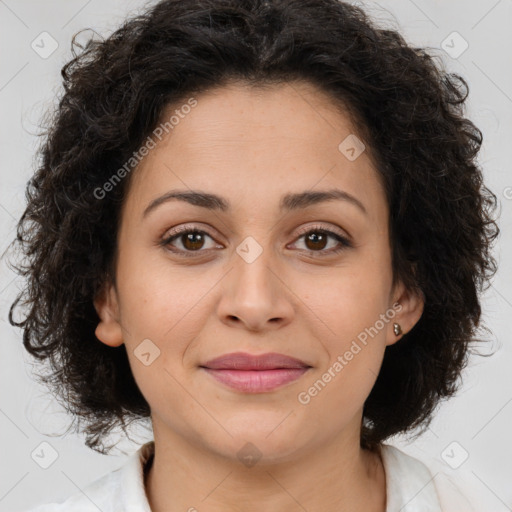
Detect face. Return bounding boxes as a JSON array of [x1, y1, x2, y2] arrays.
[[94, 80, 423, 463]]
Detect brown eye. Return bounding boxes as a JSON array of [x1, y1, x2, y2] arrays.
[[181, 231, 206, 251], [304, 231, 329, 251], [161, 228, 219, 256], [290, 228, 352, 256]]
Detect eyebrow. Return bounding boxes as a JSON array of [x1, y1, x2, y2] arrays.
[[142, 188, 367, 218]]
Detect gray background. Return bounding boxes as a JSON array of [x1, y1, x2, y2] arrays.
[[1, 0, 511, 510]]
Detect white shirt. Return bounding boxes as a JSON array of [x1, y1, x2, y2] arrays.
[[26, 441, 480, 512]]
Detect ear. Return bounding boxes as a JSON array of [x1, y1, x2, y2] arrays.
[[385, 280, 424, 347], [93, 280, 124, 347]]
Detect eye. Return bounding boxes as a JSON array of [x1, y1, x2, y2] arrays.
[[160, 226, 221, 257], [160, 224, 352, 258], [289, 226, 352, 256]]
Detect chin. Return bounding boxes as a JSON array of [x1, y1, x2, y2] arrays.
[[206, 417, 313, 464]]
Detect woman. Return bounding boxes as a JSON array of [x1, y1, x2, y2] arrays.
[[8, 0, 499, 510]]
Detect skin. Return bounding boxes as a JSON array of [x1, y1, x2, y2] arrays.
[[94, 80, 424, 512]]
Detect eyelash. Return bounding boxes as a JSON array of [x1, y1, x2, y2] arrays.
[[159, 224, 352, 258]]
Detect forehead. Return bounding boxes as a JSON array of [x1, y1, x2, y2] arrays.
[[123, 80, 387, 222]]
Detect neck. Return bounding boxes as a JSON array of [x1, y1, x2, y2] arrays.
[[144, 420, 386, 512]]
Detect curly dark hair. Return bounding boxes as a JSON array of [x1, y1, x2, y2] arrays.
[[6, 0, 499, 455]]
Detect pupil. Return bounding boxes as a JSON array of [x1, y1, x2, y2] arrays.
[[183, 232, 204, 250], [306, 232, 327, 250], [180, 231, 328, 252]]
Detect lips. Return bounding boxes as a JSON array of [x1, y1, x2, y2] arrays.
[[200, 352, 312, 393], [201, 352, 311, 370]]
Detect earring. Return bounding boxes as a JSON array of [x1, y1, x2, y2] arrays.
[[393, 323, 402, 336]]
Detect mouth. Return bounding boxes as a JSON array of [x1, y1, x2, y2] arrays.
[[199, 352, 312, 393]]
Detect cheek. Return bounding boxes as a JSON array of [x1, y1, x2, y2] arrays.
[[292, 249, 392, 402], [114, 259, 193, 368], [296, 257, 392, 340], [118, 275, 203, 410], [298, 283, 390, 420], [117, 258, 225, 381], [117, 245, 195, 329]]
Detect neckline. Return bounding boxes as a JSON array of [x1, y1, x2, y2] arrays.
[[139, 441, 388, 510], [142, 441, 155, 490]]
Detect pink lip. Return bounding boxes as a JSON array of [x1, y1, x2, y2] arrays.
[[200, 352, 311, 393]]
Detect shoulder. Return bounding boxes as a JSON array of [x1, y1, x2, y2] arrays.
[[24, 467, 123, 512], [380, 443, 487, 512], [24, 441, 154, 512], [380, 443, 444, 511]]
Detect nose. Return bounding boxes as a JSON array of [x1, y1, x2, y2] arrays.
[[216, 247, 295, 332]]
